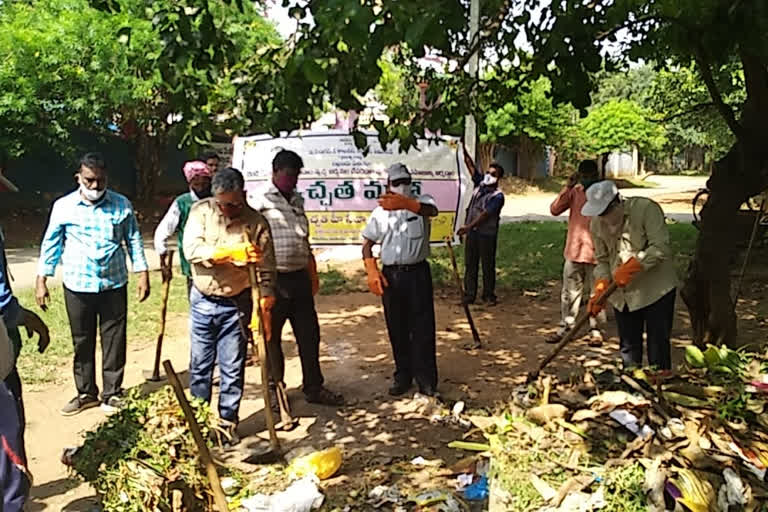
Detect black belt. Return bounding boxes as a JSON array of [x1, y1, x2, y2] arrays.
[[383, 261, 427, 272]]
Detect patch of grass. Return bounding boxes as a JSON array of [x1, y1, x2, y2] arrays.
[[14, 272, 189, 386], [602, 463, 647, 511], [430, 221, 698, 291], [318, 268, 361, 295], [502, 176, 568, 196]]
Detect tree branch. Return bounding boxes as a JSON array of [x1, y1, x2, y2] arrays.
[[457, 0, 515, 72], [693, 43, 743, 139]]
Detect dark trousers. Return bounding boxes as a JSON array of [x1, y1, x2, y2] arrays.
[[63, 286, 127, 400], [464, 232, 498, 302], [267, 269, 324, 395], [614, 289, 676, 370], [382, 261, 438, 391], [0, 380, 29, 512], [3, 325, 25, 464]]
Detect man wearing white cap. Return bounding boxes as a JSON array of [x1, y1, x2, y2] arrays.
[[362, 163, 440, 396], [582, 180, 677, 369]]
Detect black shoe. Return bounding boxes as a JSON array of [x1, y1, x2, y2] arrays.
[[388, 381, 412, 396], [305, 387, 345, 406], [100, 395, 124, 414], [483, 296, 498, 306], [61, 394, 100, 416]]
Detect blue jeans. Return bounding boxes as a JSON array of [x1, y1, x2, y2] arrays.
[[189, 287, 251, 423]]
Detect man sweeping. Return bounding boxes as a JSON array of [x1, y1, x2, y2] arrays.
[[183, 167, 276, 445], [362, 163, 440, 397], [547, 160, 605, 346], [154, 160, 213, 294], [582, 180, 677, 370]]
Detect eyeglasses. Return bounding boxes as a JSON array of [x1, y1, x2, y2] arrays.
[[216, 200, 244, 210]]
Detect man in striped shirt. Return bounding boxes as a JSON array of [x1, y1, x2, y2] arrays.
[[250, 150, 343, 407], [35, 152, 150, 416]]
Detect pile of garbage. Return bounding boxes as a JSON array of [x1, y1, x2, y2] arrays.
[[459, 344, 768, 511], [66, 386, 245, 511]]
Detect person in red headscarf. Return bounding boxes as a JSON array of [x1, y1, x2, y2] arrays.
[[153, 160, 213, 295]]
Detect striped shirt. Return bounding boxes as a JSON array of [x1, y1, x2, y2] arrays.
[[37, 189, 149, 293], [249, 185, 311, 272]]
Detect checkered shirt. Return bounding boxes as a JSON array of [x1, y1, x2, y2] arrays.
[[37, 189, 149, 292], [249, 185, 311, 272]]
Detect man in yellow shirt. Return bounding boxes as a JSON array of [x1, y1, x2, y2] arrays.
[[583, 181, 677, 370]]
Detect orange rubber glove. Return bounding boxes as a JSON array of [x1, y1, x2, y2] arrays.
[[613, 257, 644, 287], [587, 279, 611, 317], [250, 296, 276, 342], [308, 254, 319, 296], [212, 242, 262, 265], [364, 257, 389, 296], [378, 193, 421, 213]]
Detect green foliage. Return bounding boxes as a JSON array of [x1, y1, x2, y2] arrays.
[[576, 100, 667, 156], [0, 0, 278, 188]]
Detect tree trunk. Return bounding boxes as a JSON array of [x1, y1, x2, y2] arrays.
[[682, 137, 768, 348], [135, 128, 168, 202], [477, 142, 496, 175]]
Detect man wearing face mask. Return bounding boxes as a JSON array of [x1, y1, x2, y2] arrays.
[[362, 163, 440, 397], [36, 152, 150, 415], [183, 167, 277, 445], [154, 160, 213, 295], [582, 180, 677, 370], [250, 150, 344, 408], [457, 144, 505, 306], [547, 160, 606, 346]]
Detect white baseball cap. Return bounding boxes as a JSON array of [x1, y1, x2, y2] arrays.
[[0, 171, 18, 193], [386, 163, 411, 182], [581, 180, 619, 217]]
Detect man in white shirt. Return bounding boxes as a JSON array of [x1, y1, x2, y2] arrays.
[[362, 163, 440, 397]]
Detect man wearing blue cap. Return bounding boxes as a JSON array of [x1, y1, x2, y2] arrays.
[[582, 180, 677, 369]]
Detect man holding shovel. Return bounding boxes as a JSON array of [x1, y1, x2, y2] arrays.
[[582, 180, 677, 370], [362, 163, 440, 397], [183, 167, 276, 445]]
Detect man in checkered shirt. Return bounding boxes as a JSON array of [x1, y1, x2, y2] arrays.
[[35, 152, 150, 416], [250, 150, 344, 408]]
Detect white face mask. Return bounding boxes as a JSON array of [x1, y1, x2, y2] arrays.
[[483, 174, 498, 186], [390, 184, 411, 196], [80, 181, 106, 202]]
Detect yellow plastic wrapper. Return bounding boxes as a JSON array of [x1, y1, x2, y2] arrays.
[[290, 446, 342, 480]]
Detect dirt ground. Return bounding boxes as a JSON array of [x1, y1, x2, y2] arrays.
[[21, 284, 709, 511]]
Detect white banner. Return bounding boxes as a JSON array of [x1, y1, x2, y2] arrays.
[[232, 130, 473, 246]]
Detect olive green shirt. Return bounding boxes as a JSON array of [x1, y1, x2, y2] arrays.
[[591, 197, 677, 312]]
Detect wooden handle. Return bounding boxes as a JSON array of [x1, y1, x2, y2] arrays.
[[445, 238, 482, 348], [528, 282, 619, 382], [151, 251, 174, 379], [163, 361, 230, 512]]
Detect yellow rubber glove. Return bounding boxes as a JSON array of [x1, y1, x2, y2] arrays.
[[308, 254, 319, 296], [212, 242, 262, 265], [364, 257, 388, 296], [378, 193, 421, 213], [613, 257, 644, 287], [250, 296, 276, 342], [587, 279, 611, 316]]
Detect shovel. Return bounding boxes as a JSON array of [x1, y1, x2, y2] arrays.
[[144, 251, 173, 382], [444, 237, 482, 350], [526, 281, 618, 383]]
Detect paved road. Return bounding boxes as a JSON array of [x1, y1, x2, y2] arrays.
[[5, 175, 707, 289]]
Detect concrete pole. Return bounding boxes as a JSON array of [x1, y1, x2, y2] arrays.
[[464, 0, 480, 163]]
